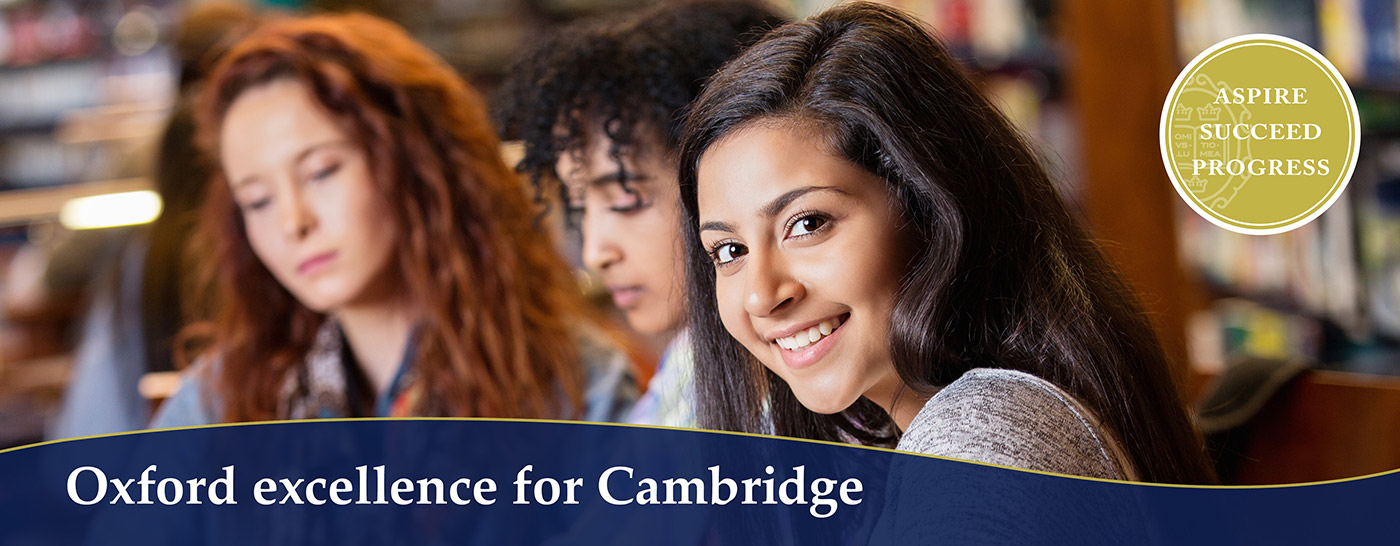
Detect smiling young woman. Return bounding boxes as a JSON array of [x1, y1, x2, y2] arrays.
[[679, 2, 1216, 484], [697, 122, 918, 419], [150, 13, 636, 426]]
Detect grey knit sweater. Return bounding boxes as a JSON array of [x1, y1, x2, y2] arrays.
[[895, 368, 1138, 481]]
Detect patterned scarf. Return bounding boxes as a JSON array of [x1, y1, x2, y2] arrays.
[[275, 321, 423, 419]]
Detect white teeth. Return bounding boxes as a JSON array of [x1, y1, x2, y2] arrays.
[[775, 316, 844, 351]]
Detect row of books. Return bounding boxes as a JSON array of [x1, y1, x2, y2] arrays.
[[1178, 135, 1400, 373], [821, 0, 1051, 68], [1177, 0, 1400, 87], [0, 0, 175, 189], [1174, 1, 1400, 374]]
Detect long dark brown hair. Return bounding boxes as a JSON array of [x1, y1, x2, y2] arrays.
[[677, 2, 1215, 484], [192, 13, 587, 421]]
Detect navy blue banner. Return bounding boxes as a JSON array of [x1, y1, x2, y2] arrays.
[[0, 420, 1392, 545]]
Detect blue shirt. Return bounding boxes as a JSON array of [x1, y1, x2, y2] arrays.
[[625, 331, 697, 428]]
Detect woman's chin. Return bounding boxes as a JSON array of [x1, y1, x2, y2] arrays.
[[293, 277, 386, 314], [791, 391, 858, 415], [289, 290, 347, 315], [623, 308, 678, 338], [624, 318, 665, 337]]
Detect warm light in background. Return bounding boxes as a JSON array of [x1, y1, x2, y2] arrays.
[[58, 190, 163, 230]]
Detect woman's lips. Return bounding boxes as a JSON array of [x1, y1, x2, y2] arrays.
[[609, 286, 643, 310], [775, 314, 847, 370], [298, 251, 337, 275]]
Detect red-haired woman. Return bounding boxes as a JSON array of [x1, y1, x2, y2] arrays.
[[151, 13, 636, 425]]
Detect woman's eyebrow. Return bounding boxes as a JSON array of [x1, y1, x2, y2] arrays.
[[233, 139, 352, 189], [758, 186, 844, 218], [293, 139, 352, 164], [699, 220, 735, 234], [232, 174, 262, 190], [701, 186, 846, 234]]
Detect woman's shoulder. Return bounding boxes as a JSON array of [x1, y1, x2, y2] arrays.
[[896, 368, 1136, 480], [147, 356, 224, 430]]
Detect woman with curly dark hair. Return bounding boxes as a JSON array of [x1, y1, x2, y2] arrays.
[[681, 2, 1215, 483], [150, 12, 636, 425], [495, 0, 784, 427]]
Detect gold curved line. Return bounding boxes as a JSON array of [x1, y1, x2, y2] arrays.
[[8, 418, 1399, 490]]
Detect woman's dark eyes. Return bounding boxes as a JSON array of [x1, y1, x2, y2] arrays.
[[712, 242, 747, 265], [709, 213, 830, 268], [787, 213, 830, 238]]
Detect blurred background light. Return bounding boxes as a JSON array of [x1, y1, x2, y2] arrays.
[[58, 190, 161, 230]]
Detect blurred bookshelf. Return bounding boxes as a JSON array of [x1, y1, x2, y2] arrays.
[[0, 0, 175, 193], [0, 0, 177, 447], [1172, 0, 1400, 378], [1167, 0, 1400, 483]]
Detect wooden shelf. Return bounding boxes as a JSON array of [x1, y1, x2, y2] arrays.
[[1193, 368, 1400, 484], [0, 354, 71, 398], [1062, 0, 1204, 386]]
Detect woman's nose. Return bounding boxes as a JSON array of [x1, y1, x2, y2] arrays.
[[742, 249, 804, 317], [277, 188, 317, 239], [580, 209, 623, 271]]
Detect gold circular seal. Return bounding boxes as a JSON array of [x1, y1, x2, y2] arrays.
[[1160, 34, 1359, 235]]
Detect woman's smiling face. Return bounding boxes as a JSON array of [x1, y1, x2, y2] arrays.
[[696, 122, 914, 414]]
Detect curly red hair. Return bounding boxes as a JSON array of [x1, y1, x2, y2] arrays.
[[192, 13, 588, 421]]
